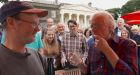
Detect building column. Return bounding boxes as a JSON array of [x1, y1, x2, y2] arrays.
[[84, 15, 87, 28], [60, 13, 64, 23], [77, 14, 79, 24], [69, 13, 72, 20]]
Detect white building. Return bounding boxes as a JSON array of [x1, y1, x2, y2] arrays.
[[60, 3, 98, 29], [29, 0, 100, 29]]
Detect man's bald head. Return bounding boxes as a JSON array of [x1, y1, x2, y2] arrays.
[[46, 18, 54, 27], [91, 11, 116, 40], [91, 11, 116, 30]]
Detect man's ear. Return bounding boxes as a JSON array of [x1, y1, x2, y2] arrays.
[[6, 17, 16, 29]]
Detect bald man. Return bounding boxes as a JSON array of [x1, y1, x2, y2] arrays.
[[68, 11, 138, 75]]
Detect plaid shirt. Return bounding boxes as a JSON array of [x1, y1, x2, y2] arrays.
[[86, 36, 138, 75], [61, 32, 88, 60]]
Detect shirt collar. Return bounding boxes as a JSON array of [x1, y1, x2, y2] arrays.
[[70, 31, 79, 37]]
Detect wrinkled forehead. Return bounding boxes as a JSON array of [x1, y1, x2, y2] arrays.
[[91, 13, 106, 25], [58, 23, 65, 27], [91, 12, 115, 29]]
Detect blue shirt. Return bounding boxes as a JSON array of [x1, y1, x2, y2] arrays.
[[26, 32, 44, 51]]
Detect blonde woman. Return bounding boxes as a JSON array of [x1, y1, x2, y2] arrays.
[[42, 28, 62, 70]]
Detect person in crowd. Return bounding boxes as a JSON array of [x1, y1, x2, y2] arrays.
[[126, 25, 140, 74], [121, 28, 130, 39], [84, 28, 92, 42], [131, 25, 140, 35], [42, 28, 62, 70], [0, 1, 48, 75], [42, 18, 54, 39], [115, 18, 126, 36], [121, 28, 136, 44], [56, 23, 66, 42], [61, 20, 88, 69], [47, 18, 54, 28], [68, 11, 138, 75]]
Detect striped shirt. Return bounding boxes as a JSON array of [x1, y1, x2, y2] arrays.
[[61, 32, 88, 61]]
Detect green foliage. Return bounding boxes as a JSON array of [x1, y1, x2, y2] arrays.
[[121, 0, 140, 15], [0, 0, 20, 3], [107, 0, 140, 19], [0, 0, 8, 3], [106, 8, 121, 20]]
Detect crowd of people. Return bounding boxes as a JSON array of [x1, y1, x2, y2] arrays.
[[0, 1, 140, 75]]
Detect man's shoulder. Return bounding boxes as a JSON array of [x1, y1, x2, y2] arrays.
[[63, 32, 70, 38], [118, 37, 136, 46]]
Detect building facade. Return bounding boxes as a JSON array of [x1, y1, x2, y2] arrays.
[[29, 0, 99, 29], [60, 3, 98, 28]]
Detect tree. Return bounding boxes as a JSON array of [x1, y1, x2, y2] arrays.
[[0, 0, 8, 3], [0, 0, 20, 3], [106, 8, 121, 20], [121, 0, 140, 15]]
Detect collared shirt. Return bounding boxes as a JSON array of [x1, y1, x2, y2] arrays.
[[115, 27, 122, 37], [61, 32, 88, 60], [86, 36, 138, 75]]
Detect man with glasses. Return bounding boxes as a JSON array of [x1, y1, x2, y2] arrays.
[[68, 11, 138, 75], [0, 1, 48, 75], [61, 20, 88, 69]]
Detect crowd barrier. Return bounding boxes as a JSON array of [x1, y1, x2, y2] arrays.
[[55, 68, 81, 75]]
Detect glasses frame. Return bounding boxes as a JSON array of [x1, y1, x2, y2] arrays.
[[11, 14, 40, 28]]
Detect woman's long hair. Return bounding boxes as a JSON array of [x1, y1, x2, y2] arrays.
[[43, 29, 60, 56]]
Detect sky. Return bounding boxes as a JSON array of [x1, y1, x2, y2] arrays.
[[0, 0, 129, 9], [59, 0, 129, 9]]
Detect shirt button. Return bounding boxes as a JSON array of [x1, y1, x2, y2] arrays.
[[100, 66, 103, 68]]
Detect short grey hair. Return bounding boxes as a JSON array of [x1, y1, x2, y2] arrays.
[[92, 11, 116, 29]]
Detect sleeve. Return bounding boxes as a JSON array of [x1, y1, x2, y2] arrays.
[[37, 33, 44, 48], [115, 40, 138, 75], [61, 36, 66, 59]]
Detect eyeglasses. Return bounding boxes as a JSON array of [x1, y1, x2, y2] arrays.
[[14, 18, 40, 28], [69, 25, 77, 28]]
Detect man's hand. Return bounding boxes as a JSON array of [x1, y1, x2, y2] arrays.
[[94, 35, 110, 53], [94, 35, 119, 68], [61, 57, 67, 67], [68, 53, 82, 66]]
